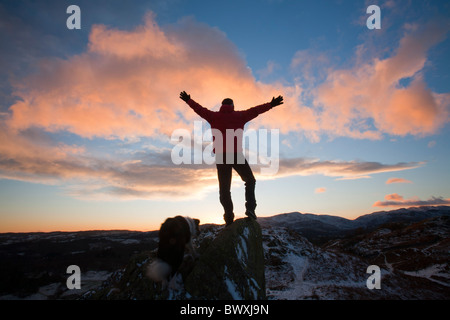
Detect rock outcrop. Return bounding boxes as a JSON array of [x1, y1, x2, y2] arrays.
[[88, 218, 265, 300], [184, 218, 265, 299]]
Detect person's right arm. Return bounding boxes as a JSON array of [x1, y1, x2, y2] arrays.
[[242, 95, 284, 122]]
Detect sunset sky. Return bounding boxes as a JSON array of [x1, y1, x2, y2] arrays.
[[1, 0, 450, 232]]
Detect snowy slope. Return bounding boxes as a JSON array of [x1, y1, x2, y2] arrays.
[[262, 226, 369, 299], [261, 212, 450, 299]]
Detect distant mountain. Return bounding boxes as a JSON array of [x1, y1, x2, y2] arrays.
[[353, 206, 450, 228], [259, 206, 450, 244]]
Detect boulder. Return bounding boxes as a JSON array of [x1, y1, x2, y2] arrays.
[[184, 218, 266, 299]]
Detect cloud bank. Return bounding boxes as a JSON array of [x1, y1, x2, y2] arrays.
[[315, 22, 450, 139], [6, 13, 306, 140], [6, 12, 449, 141], [0, 125, 423, 200], [1, 11, 448, 201]]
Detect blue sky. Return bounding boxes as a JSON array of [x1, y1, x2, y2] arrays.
[[0, 0, 449, 232]]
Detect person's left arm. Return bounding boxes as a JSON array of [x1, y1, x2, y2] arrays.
[[180, 91, 214, 122]]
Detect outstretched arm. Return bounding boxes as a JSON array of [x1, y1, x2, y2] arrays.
[[243, 95, 284, 122], [179, 91, 214, 122]]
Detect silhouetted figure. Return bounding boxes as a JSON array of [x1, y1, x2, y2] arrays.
[[180, 91, 283, 226]]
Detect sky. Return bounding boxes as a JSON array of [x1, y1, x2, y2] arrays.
[[1, 0, 450, 232]]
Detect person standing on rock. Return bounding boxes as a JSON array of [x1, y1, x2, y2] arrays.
[[180, 91, 284, 226]]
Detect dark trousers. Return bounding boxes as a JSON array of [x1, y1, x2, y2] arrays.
[[216, 153, 256, 223]]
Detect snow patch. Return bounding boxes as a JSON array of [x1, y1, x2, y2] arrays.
[[403, 264, 450, 287], [224, 266, 243, 300], [235, 227, 249, 266]]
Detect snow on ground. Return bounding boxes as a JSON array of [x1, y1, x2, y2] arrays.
[[262, 226, 370, 299], [403, 264, 450, 287]]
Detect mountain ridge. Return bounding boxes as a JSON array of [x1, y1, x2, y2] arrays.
[[259, 206, 450, 244], [2, 205, 449, 236]]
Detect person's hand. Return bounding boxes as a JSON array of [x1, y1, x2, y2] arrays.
[[270, 95, 284, 107], [180, 91, 191, 102]]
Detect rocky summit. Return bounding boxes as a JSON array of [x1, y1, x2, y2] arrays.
[[86, 218, 265, 300], [185, 218, 265, 299]]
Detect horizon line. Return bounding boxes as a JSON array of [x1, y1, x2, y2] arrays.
[[1, 205, 448, 234]]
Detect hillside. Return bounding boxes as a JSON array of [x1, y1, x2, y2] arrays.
[[263, 215, 449, 299], [0, 206, 449, 300]]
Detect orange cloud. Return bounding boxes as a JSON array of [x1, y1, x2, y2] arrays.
[[373, 194, 450, 207], [272, 158, 422, 181], [315, 22, 450, 139], [88, 12, 183, 60], [384, 193, 404, 201], [315, 187, 326, 194], [5, 13, 449, 144], [6, 13, 311, 140], [386, 177, 412, 184]]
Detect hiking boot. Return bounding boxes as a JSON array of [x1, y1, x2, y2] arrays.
[[224, 212, 234, 226], [245, 209, 257, 220]]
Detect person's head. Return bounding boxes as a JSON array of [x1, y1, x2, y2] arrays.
[[222, 98, 234, 106]]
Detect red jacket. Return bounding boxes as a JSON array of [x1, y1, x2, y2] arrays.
[[187, 99, 272, 154]]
